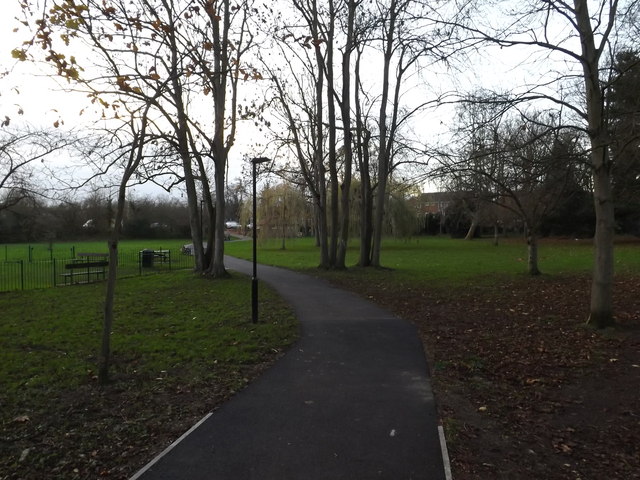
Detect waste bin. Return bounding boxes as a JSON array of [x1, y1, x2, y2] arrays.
[[141, 249, 154, 268]]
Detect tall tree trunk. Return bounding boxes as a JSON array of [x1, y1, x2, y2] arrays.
[[99, 236, 118, 386], [315, 199, 329, 266], [589, 147, 615, 326], [167, 14, 204, 271], [325, 1, 339, 268], [360, 169, 373, 266], [358, 142, 373, 266], [99, 111, 148, 385], [371, 160, 389, 266], [336, 0, 356, 269], [204, 0, 233, 278], [464, 214, 478, 240], [182, 151, 205, 271], [355, 48, 373, 267], [527, 230, 541, 276], [573, 0, 616, 327], [310, 0, 330, 269], [210, 156, 229, 277], [190, 143, 216, 270], [371, 0, 397, 267]]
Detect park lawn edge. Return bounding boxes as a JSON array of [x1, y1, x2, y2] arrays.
[[0, 269, 298, 479]]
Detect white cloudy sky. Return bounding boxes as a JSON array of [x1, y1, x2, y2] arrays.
[[0, 1, 587, 129], [1, 1, 286, 200], [0, 0, 591, 199]]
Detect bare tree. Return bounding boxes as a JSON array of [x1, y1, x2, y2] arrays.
[[266, 0, 346, 269], [440, 103, 589, 275], [0, 126, 73, 210], [357, 0, 461, 267], [335, 0, 357, 268], [268, 0, 459, 268], [261, 26, 331, 266], [449, 0, 640, 326], [496, 114, 586, 275], [100, 105, 151, 385], [20, 0, 260, 277], [192, 0, 261, 277]]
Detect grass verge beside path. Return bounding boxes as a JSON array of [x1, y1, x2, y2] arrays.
[[0, 270, 297, 480]]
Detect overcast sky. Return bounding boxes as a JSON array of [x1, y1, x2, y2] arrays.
[[1, 2, 279, 201], [0, 0, 590, 200]]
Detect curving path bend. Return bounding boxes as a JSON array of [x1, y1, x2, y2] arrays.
[[132, 256, 447, 480]]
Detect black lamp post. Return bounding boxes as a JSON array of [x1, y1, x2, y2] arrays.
[[251, 156, 270, 323]]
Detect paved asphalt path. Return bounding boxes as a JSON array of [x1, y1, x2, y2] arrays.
[[132, 257, 446, 480]]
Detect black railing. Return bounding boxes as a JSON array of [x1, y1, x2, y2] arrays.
[[0, 249, 196, 293]]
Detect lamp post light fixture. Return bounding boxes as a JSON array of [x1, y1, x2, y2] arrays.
[[251, 156, 270, 323]]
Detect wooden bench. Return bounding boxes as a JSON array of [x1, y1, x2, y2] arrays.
[[61, 260, 109, 285]]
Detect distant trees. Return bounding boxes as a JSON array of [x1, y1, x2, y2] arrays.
[[257, 182, 310, 249], [438, 102, 588, 274], [608, 50, 640, 233], [0, 125, 95, 242], [225, 178, 249, 225], [0, 193, 190, 244]]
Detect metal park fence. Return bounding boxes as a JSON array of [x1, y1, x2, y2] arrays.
[[0, 249, 195, 293]]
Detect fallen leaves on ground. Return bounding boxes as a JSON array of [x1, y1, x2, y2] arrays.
[[334, 272, 640, 480]]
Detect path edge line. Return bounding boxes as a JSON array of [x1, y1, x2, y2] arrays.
[[438, 425, 453, 480], [129, 412, 213, 480]]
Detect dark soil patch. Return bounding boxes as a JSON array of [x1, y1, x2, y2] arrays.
[[1, 364, 276, 479], [329, 272, 640, 480]]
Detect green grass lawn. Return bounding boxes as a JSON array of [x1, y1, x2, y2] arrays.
[[0, 268, 297, 477], [225, 235, 640, 285], [2, 234, 637, 477], [0, 270, 297, 396]]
